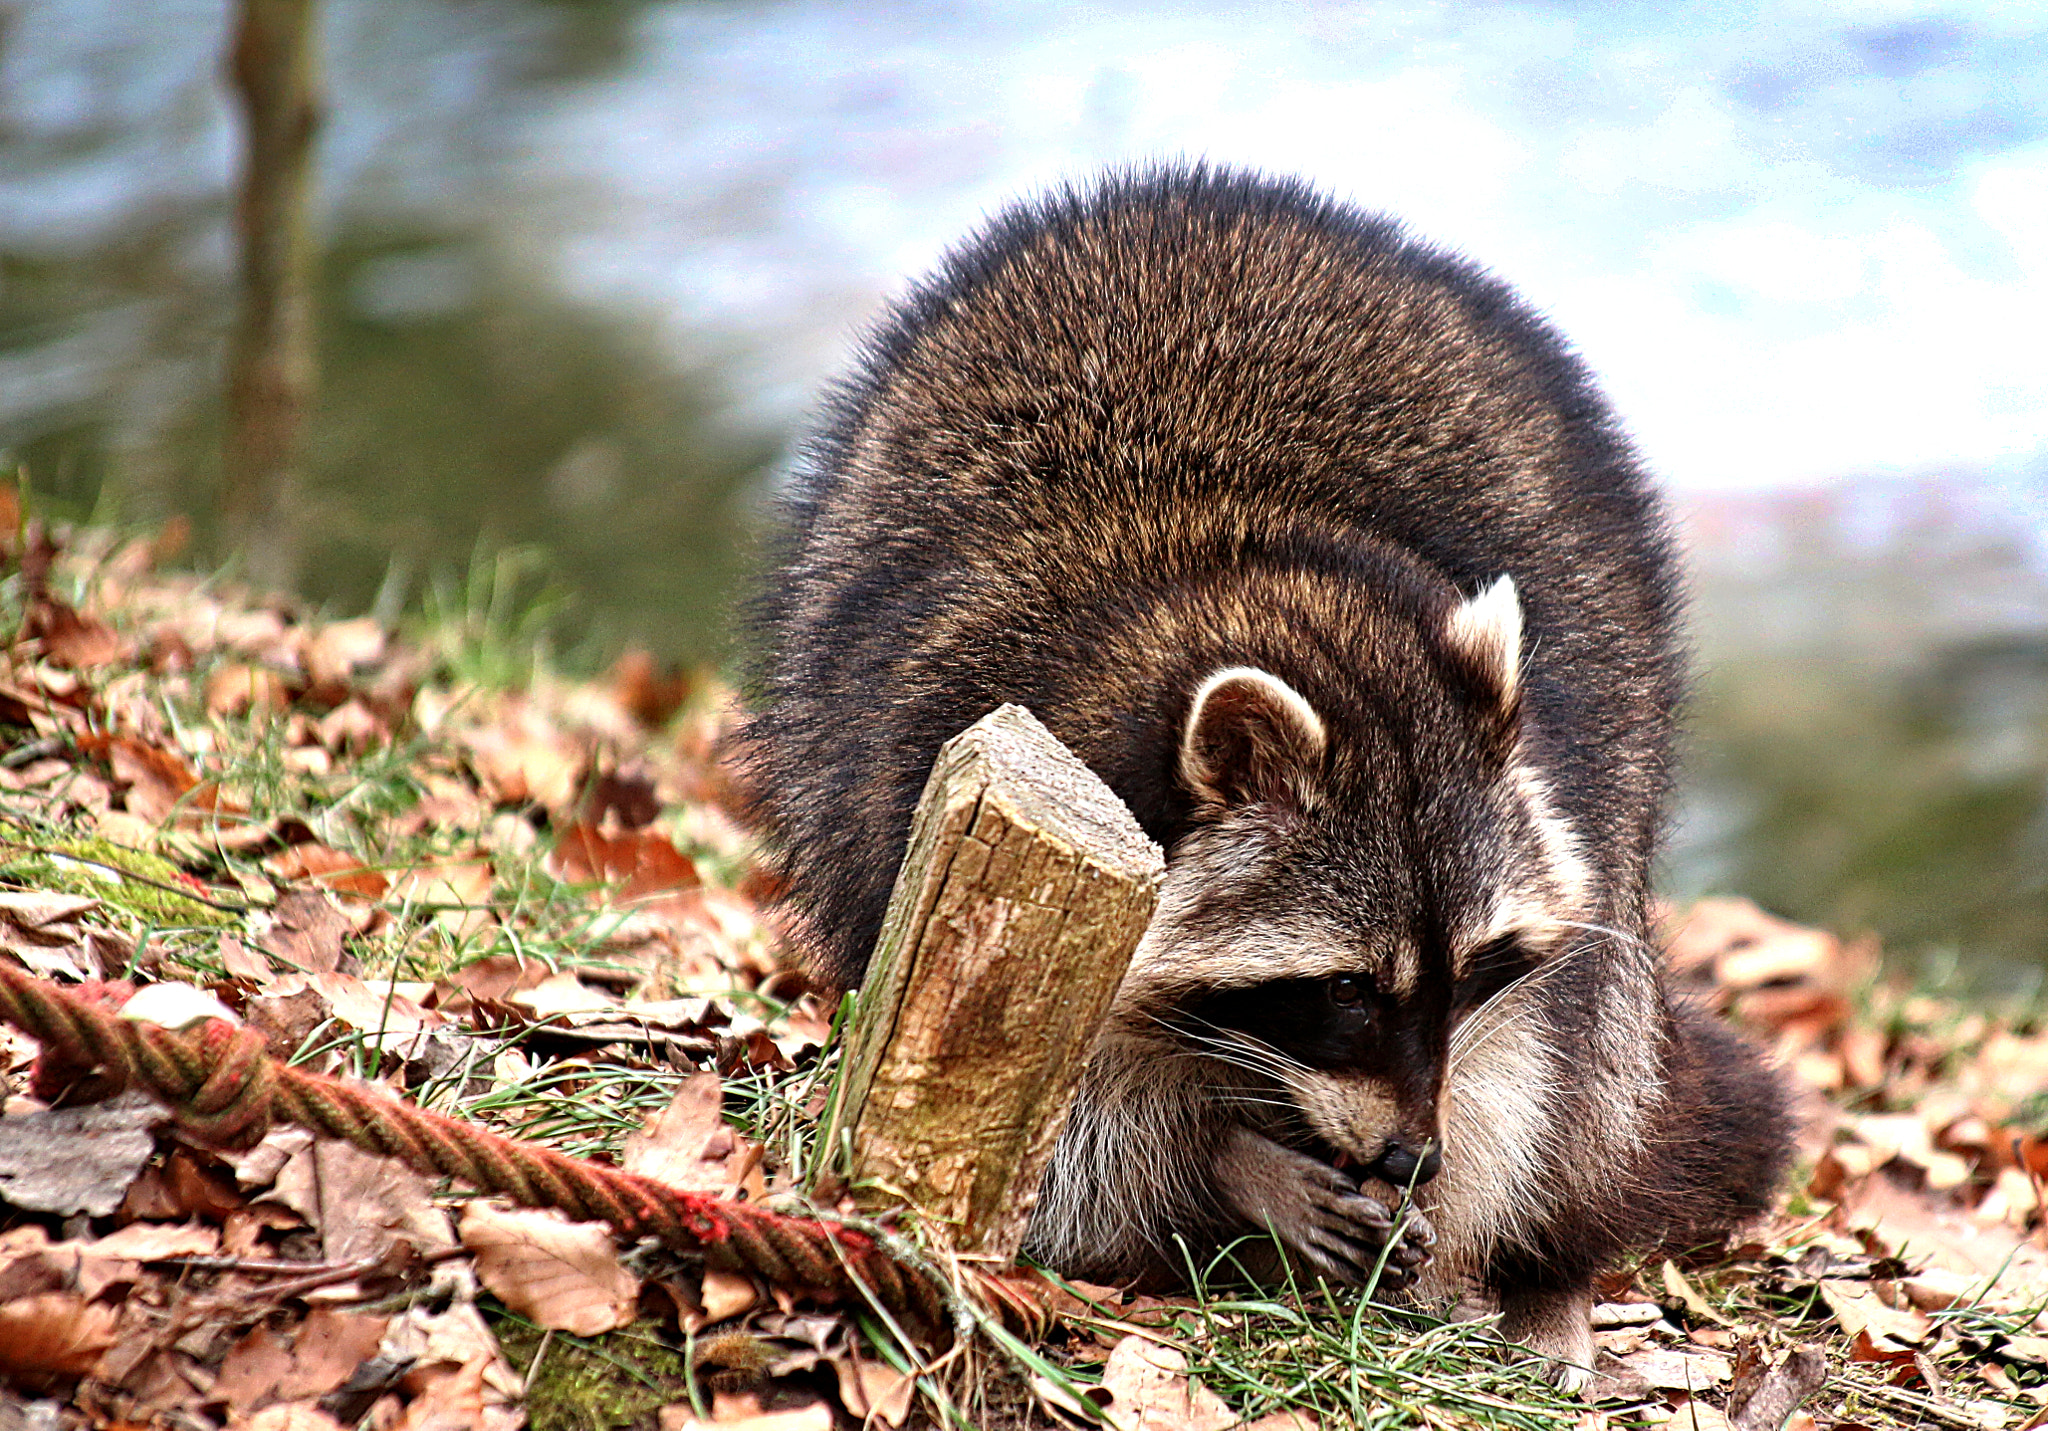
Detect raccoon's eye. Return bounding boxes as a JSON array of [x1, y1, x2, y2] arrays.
[[1327, 975, 1368, 1009]]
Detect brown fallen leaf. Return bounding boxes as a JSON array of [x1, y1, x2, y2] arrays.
[[1671, 1401, 1736, 1431], [1727, 1344, 1827, 1431], [460, 708, 583, 810], [263, 972, 442, 1059], [684, 1268, 762, 1333], [460, 1202, 640, 1336], [304, 617, 387, 691], [1099, 1335, 1236, 1431], [0, 1089, 165, 1217], [266, 1136, 455, 1268], [381, 1301, 526, 1405], [550, 822, 699, 902], [277, 1309, 391, 1400], [832, 1352, 916, 1429], [0, 1291, 119, 1379], [610, 649, 691, 729], [205, 662, 294, 718], [1663, 1260, 1734, 1327], [86, 732, 229, 824], [621, 1073, 768, 1203], [1616, 1347, 1735, 1394], [26, 596, 127, 670], [1818, 1281, 1931, 1354], [262, 888, 356, 973], [60, 1220, 220, 1298], [0, 890, 126, 981], [585, 765, 663, 830], [266, 845, 391, 901], [239, 1406, 349, 1431], [388, 860, 496, 940], [315, 698, 387, 753], [213, 1326, 301, 1417], [660, 1395, 834, 1431], [392, 1356, 492, 1431]]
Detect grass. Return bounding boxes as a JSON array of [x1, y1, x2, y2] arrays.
[[14, 518, 2048, 1431]]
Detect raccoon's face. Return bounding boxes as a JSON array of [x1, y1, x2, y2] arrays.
[[1118, 576, 1593, 1183]]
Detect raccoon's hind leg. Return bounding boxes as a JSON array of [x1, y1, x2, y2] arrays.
[[1497, 1280, 1597, 1392], [1214, 1125, 1436, 1288]]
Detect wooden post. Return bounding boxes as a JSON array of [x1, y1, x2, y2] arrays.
[[820, 705, 1164, 1261]]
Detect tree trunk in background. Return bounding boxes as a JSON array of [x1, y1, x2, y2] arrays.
[[223, 0, 319, 591]]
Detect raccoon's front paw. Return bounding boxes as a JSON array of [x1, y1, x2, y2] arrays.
[[1214, 1126, 1435, 1288]]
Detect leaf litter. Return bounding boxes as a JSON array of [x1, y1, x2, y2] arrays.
[[5, 514, 2048, 1430]]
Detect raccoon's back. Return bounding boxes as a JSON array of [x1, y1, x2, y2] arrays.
[[749, 167, 1683, 985]]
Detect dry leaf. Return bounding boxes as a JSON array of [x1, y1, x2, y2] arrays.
[[660, 1397, 833, 1431], [263, 888, 356, 973], [1727, 1345, 1826, 1431], [28, 597, 127, 670], [1662, 1261, 1734, 1327], [1818, 1281, 1931, 1352], [239, 1406, 348, 1431], [267, 1136, 455, 1267], [267, 844, 391, 900], [549, 823, 699, 901], [121, 979, 238, 1030], [213, 1326, 302, 1416], [316, 699, 386, 752], [388, 861, 496, 939], [1671, 1402, 1735, 1431], [305, 617, 387, 689], [685, 1268, 762, 1332], [1616, 1347, 1734, 1393], [1099, 1336, 1236, 1431], [460, 710, 582, 810], [622, 1074, 767, 1201], [391, 1356, 491, 1431], [0, 1292, 119, 1377], [460, 1203, 640, 1336], [610, 649, 690, 728], [264, 972, 442, 1059], [205, 663, 293, 718], [509, 971, 621, 1018], [0, 1090, 164, 1216], [832, 1352, 916, 1428], [381, 1301, 525, 1404]]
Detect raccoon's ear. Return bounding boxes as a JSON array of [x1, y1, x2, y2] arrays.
[[1180, 667, 1327, 812], [1446, 574, 1523, 707]]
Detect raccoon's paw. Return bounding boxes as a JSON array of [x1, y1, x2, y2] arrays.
[[1214, 1126, 1435, 1289]]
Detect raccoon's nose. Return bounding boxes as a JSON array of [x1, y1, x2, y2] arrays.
[[1370, 1138, 1441, 1187]]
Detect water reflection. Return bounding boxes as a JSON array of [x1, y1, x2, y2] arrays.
[[2, 0, 2045, 987]]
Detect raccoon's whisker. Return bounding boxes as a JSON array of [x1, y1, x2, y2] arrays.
[[1448, 933, 1607, 1066], [1150, 1010, 1311, 1080], [1554, 919, 1657, 959]]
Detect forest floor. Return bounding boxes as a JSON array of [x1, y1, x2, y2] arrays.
[[3, 509, 2048, 1431]]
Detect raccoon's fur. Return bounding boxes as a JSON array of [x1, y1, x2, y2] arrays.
[[745, 167, 1792, 1381]]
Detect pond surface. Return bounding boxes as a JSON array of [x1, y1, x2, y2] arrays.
[[4, 0, 2044, 989]]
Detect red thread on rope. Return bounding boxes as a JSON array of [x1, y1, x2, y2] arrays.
[[0, 961, 949, 1326]]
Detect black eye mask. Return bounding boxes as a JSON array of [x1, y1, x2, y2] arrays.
[[1180, 974, 1387, 1071]]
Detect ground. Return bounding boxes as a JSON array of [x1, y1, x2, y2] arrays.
[[3, 509, 2048, 1431]]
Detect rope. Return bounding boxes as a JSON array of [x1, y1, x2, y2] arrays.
[[0, 960, 954, 1327]]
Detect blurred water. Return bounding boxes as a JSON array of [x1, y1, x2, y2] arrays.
[[1, 0, 2043, 984]]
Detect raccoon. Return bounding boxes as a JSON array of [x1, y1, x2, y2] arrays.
[[745, 167, 1791, 1382]]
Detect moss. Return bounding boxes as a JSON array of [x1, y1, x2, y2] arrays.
[[0, 834, 235, 929], [491, 1316, 696, 1431]]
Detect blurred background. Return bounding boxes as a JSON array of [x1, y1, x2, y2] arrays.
[[2, 0, 2044, 989]]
